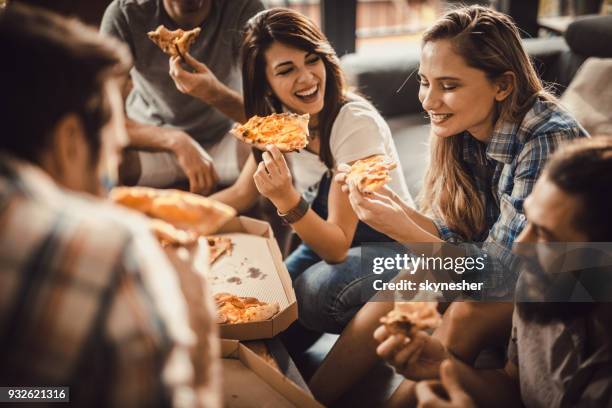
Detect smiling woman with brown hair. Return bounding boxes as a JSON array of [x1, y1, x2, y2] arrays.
[[212, 8, 413, 340]]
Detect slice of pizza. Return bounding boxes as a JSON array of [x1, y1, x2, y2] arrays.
[[380, 302, 441, 336], [213, 292, 280, 324], [346, 155, 397, 193], [231, 112, 309, 152], [150, 219, 198, 247], [206, 236, 233, 264], [110, 186, 236, 235], [147, 25, 201, 58]]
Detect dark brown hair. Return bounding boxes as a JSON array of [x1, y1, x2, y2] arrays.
[[241, 8, 347, 168], [545, 136, 612, 241], [0, 3, 131, 164], [418, 5, 555, 240]]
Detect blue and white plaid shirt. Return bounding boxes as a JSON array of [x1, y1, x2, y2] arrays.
[[433, 97, 588, 296]]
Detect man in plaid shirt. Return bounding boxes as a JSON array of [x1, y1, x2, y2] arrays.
[[0, 4, 219, 407]]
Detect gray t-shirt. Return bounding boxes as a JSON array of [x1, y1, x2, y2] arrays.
[[101, 0, 264, 146], [508, 307, 612, 407]]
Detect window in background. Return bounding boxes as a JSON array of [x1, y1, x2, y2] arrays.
[[262, 0, 321, 27], [356, 0, 443, 53]]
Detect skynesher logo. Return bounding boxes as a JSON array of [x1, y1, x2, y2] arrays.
[[372, 253, 486, 275]]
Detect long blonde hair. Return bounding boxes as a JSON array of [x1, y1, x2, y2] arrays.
[[419, 6, 554, 240]]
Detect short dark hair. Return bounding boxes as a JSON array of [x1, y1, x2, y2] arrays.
[[0, 3, 131, 164], [545, 136, 612, 241]]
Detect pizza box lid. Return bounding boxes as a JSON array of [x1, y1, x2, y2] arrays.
[[221, 339, 324, 408], [206, 216, 298, 340]]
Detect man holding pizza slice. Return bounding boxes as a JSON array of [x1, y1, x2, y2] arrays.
[[101, 0, 264, 194]]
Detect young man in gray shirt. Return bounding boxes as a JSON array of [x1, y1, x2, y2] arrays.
[[101, 0, 264, 194]]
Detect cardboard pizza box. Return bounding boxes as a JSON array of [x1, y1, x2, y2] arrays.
[[202, 216, 298, 340], [221, 339, 324, 408]]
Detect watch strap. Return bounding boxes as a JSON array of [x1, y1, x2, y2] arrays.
[[277, 196, 309, 225]]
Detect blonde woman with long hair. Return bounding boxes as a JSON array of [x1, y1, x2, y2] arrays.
[[314, 5, 588, 405]]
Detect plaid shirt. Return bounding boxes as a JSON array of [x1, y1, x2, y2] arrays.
[[0, 158, 220, 407], [433, 98, 588, 296]]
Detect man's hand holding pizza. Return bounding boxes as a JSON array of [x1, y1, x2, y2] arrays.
[[253, 145, 301, 213], [374, 323, 449, 381], [169, 52, 223, 104]]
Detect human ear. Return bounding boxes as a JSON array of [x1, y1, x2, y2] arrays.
[[494, 71, 515, 102], [54, 114, 89, 168], [46, 113, 92, 190]]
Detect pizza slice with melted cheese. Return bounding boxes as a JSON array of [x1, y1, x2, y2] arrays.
[[380, 302, 441, 336], [213, 293, 280, 324], [231, 112, 309, 152], [110, 186, 236, 235], [346, 155, 397, 193], [147, 25, 201, 58]]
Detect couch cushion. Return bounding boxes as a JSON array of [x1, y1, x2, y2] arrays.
[[565, 15, 612, 59], [560, 57, 612, 136]]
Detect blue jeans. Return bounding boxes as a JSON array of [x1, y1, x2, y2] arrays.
[[286, 245, 400, 333], [284, 174, 400, 334]]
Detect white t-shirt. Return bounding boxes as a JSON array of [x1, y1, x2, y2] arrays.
[[286, 99, 414, 207]]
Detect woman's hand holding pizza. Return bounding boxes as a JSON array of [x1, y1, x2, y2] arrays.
[[347, 181, 416, 241], [374, 324, 448, 381], [253, 145, 301, 212]]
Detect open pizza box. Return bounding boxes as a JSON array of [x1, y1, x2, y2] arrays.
[[221, 339, 324, 408], [203, 216, 298, 340]]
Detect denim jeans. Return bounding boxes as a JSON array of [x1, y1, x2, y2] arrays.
[[284, 174, 400, 334]]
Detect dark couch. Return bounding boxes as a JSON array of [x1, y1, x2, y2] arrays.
[[340, 15, 612, 198]]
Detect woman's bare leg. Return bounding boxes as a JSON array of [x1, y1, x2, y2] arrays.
[[308, 300, 394, 406]]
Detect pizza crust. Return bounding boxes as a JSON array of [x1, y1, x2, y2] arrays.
[[380, 302, 441, 336], [110, 186, 236, 235], [231, 113, 310, 152], [346, 155, 397, 193], [150, 219, 199, 247], [214, 292, 280, 324], [147, 25, 201, 58]]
